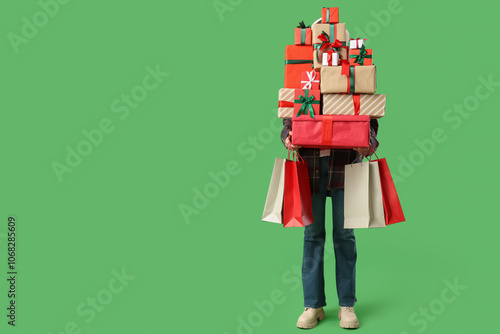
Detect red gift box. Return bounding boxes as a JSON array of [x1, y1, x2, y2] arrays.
[[293, 89, 321, 118], [349, 48, 373, 66], [292, 115, 370, 149], [295, 28, 312, 45], [285, 45, 314, 89], [300, 70, 320, 90], [321, 7, 339, 24]]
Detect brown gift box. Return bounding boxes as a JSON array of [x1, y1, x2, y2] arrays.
[[277, 88, 295, 119], [320, 65, 376, 94], [322, 94, 386, 118], [312, 23, 348, 70]]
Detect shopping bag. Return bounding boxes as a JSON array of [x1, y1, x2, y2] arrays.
[[374, 158, 405, 225], [282, 150, 313, 227], [262, 157, 286, 224], [344, 161, 385, 229]]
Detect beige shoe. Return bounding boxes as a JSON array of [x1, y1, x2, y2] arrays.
[[338, 306, 360, 329], [296, 307, 326, 329]]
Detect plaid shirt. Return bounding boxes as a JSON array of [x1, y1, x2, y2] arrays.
[[281, 118, 379, 193]]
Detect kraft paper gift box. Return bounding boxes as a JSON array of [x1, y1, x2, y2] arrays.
[[278, 88, 321, 119], [321, 64, 376, 94], [291, 114, 370, 149], [321, 7, 339, 24], [284, 45, 314, 89], [322, 94, 386, 118], [312, 23, 348, 70], [312, 23, 347, 45], [300, 70, 320, 90], [293, 89, 321, 118], [278, 88, 295, 119], [295, 21, 312, 46], [349, 46, 373, 66]]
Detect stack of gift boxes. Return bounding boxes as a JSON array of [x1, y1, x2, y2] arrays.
[[278, 7, 386, 149]]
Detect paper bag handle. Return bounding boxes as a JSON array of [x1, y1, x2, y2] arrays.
[[363, 144, 379, 161], [287, 146, 304, 162]]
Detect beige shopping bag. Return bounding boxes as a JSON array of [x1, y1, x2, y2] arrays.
[[262, 158, 286, 224], [344, 161, 385, 228]]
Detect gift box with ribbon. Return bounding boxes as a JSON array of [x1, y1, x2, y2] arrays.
[[321, 7, 339, 24], [278, 88, 295, 119], [350, 38, 367, 49], [295, 21, 312, 46], [294, 89, 321, 118], [323, 94, 386, 118], [322, 51, 339, 66], [312, 23, 348, 70], [291, 114, 370, 149], [285, 45, 314, 89], [349, 45, 373, 66], [301, 70, 320, 90], [321, 62, 376, 94]]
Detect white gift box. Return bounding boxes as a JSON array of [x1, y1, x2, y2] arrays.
[[322, 52, 339, 66], [350, 38, 366, 49]]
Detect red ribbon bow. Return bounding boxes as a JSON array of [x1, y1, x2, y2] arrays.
[[318, 33, 343, 52]]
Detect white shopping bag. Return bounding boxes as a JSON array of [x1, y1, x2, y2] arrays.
[[262, 158, 286, 224], [344, 161, 385, 228]]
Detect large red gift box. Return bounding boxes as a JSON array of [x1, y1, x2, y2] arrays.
[[291, 115, 370, 149], [285, 45, 314, 89]]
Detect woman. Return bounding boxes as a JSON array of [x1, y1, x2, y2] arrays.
[[281, 118, 379, 329]]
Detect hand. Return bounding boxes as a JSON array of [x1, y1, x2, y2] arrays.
[[285, 131, 301, 150], [353, 147, 370, 156]]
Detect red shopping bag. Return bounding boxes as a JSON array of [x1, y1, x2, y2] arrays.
[[373, 158, 405, 225], [282, 149, 313, 227]]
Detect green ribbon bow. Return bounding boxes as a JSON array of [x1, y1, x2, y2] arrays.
[[297, 20, 310, 29], [294, 89, 319, 118], [297, 21, 310, 45], [350, 45, 372, 66]]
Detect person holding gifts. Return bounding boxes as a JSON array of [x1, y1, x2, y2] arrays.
[[281, 118, 379, 329]]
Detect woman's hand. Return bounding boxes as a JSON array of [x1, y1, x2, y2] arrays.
[[353, 147, 370, 156], [285, 131, 301, 150]]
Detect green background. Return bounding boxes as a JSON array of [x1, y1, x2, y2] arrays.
[[1, 0, 498, 333]]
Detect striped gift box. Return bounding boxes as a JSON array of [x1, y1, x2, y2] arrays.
[[323, 94, 386, 118], [278, 88, 295, 119]]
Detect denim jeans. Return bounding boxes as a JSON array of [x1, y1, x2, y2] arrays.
[[302, 156, 357, 308]]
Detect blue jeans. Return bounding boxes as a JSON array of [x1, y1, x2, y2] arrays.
[[302, 157, 357, 308]]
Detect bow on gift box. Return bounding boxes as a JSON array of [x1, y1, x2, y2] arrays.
[[295, 89, 319, 118], [350, 45, 372, 66], [300, 71, 319, 89], [297, 20, 310, 29], [314, 31, 346, 62]]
